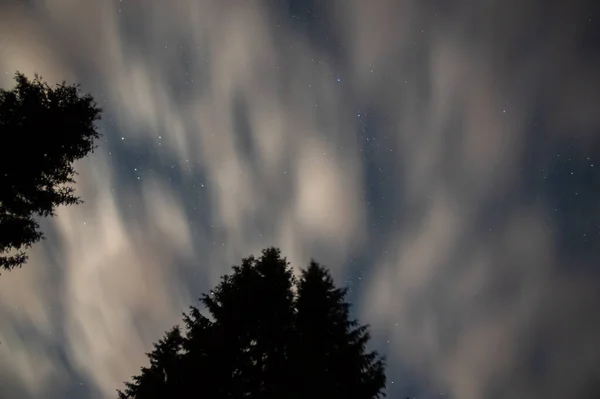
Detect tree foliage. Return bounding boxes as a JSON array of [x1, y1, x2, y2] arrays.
[[118, 247, 387, 399], [0, 72, 101, 271]]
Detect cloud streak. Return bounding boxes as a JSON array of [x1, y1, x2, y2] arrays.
[[0, 1, 598, 398]]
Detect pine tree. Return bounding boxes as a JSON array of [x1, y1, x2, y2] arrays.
[[291, 261, 386, 399], [0, 72, 101, 271], [199, 247, 296, 398], [118, 326, 184, 399], [170, 306, 215, 397], [118, 248, 387, 399]]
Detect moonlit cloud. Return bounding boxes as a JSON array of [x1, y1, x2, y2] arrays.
[[0, 1, 598, 398]]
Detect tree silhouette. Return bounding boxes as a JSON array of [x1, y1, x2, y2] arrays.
[[0, 72, 101, 271], [118, 247, 387, 399], [290, 261, 386, 399]]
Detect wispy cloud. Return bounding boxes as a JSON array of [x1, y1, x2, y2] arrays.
[[0, 1, 598, 398]]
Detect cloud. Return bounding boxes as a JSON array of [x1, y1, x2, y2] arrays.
[[0, 0, 599, 398], [0, 1, 365, 396], [345, 1, 600, 398]]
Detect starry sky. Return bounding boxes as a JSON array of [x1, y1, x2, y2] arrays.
[[1, 1, 599, 398]]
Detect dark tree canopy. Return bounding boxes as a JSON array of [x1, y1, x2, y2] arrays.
[[0, 72, 101, 271], [118, 247, 387, 399]]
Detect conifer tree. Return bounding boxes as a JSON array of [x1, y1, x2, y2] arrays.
[[118, 248, 387, 399], [292, 261, 386, 399], [0, 72, 101, 271]]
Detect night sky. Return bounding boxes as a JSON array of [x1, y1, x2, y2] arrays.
[[1, 1, 599, 398]]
